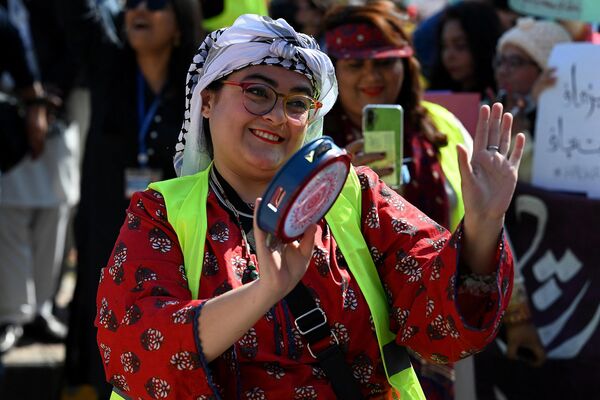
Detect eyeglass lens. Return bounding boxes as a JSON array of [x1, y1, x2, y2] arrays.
[[242, 84, 315, 123], [125, 0, 168, 11], [494, 55, 535, 69]]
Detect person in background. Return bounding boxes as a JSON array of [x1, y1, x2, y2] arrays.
[[428, 1, 502, 100], [492, 19, 573, 372], [269, 0, 333, 46], [95, 12, 524, 400], [0, 5, 48, 352], [0, 0, 79, 353], [323, 0, 471, 233], [58, 0, 202, 398], [320, 1, 490, 398], [494, 17, 572, 183], [413, 0, 520, 81]]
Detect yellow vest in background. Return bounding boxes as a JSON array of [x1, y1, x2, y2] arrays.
[[422, 100, 467, 229], [203, 0, 269, 31]]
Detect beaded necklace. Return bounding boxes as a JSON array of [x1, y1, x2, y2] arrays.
[[209, 167, 259, 283]]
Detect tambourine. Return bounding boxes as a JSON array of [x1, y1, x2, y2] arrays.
[[257, 136, 351, 244]]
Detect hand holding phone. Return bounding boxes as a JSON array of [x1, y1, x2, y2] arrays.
[[362, 104, 404, 188]]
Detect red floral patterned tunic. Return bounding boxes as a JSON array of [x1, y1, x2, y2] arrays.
[[96, 167, 513, 399]]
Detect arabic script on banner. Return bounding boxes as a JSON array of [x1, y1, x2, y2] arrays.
[[532, 43, 600, 198]]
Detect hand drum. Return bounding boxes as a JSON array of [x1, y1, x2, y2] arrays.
[[257, 136, 351, 243]]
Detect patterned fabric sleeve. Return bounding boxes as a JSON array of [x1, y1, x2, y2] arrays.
[[356, 167, 513, 365], [95, 190, 219, 399]]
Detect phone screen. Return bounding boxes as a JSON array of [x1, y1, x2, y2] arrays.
[[362, 105, 404, 188]]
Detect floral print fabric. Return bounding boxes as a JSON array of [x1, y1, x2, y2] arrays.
[[96, 167, 512, 399]]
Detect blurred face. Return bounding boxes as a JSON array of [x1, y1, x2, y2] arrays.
[[125, 0, 180, 54], [440, 19, 475, 88], [495, 44, 541, 96], [335, 58, 404, 126], [202, 65, 313, 181], [295, 0, 321, 36]]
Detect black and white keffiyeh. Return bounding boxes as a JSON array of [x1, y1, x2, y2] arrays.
[[174, 14, 338, 176]]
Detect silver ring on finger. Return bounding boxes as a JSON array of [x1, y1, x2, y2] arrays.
[[487, 145, 500, 152]]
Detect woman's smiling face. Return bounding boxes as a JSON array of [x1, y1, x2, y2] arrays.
[[202, 65, 313, 182], [335, 57, 404, 126]]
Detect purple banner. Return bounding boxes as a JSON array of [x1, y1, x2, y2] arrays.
[[475, 183, 600, 399]]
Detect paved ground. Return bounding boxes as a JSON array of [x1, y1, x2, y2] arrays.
[[0, 270, 75, 400]]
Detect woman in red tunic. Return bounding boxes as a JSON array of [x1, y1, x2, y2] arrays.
[[320, 2, 500, 398], [96, 13, 525, 400]]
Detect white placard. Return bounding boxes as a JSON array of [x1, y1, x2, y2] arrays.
[[532, 43, 600, 198]]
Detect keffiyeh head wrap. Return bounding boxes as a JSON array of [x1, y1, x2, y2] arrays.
[[174, 14, 338, 176]]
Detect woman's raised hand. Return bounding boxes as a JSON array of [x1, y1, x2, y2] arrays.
[[456, 103, 526, 274], [457, 103, 525, 224], [252, 199, 318, 301]]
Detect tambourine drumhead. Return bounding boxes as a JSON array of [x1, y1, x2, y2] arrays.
[[257, 136, 351, 242], [281, 159, 349, 239]]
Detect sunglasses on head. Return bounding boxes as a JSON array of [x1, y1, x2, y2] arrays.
[[125, 0, 169, 11]]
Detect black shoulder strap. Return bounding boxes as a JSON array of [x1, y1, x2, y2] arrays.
[[285, 282, 365, 400]]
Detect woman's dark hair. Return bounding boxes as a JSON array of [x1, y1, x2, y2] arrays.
[[323, 0, 446, 146], [429, 1, 502, 95], [167, 0, 204, 86]]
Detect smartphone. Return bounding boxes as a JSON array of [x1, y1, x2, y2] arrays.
[[362, 104, 404, 188]]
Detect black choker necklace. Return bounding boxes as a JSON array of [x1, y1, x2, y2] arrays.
[[209, 167, 254, 219]]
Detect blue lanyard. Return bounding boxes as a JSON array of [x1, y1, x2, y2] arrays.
[[137, 71, 162, 167]]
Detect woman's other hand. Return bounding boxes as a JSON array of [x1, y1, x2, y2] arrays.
[[252, 199, 318, 300], [346, 138, 394, 177]]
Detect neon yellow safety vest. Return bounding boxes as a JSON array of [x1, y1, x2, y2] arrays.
[[422, 100, 467, 230], [203, 0, 269, 32], [110, 167, 425, 400]]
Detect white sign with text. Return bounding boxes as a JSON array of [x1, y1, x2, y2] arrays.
[[532, 43, 600, 198]]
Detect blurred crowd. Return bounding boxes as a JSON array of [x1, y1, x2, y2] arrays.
[[0, 0, 597, 399]]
